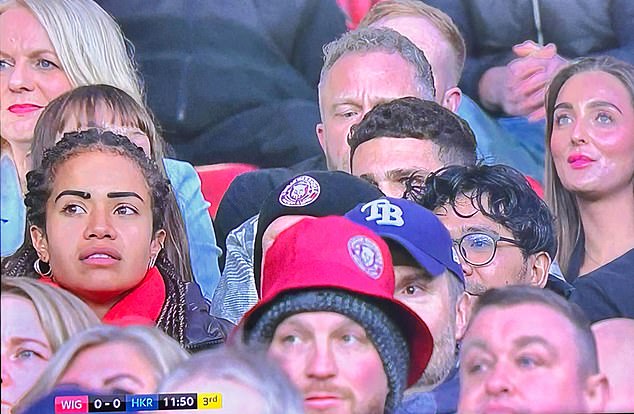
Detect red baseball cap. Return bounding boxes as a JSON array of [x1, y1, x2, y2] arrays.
[[242, 215, 433, 386]]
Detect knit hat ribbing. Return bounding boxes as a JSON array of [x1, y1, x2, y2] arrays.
[[246, 289, 410, 411], [241, 216, 434, 411]]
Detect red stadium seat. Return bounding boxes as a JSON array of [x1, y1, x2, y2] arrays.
[[525, 176, 544, 199], [195, 163, 258, 219], [336, 0, 378, 29]]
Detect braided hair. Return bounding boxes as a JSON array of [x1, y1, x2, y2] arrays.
[[1, 129, 188, 345]]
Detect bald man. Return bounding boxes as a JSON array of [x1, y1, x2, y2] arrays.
[[592, 318, 634, 412]]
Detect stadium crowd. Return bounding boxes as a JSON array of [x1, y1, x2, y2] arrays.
[[1, 0, 633, 413]]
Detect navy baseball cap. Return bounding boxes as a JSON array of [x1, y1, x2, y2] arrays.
[[346, 197, 464, 284]]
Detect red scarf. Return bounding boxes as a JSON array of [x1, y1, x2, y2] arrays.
[[39, 267, 166, 326]]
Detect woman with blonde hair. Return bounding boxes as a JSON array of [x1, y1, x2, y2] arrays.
[[0, 0, 222, 297], [1, 276, 100, 414], [544, 56, 634, 322], [0, 0, 141, 185], [15, 325, 189, 413], [1, 0, 140, 255]]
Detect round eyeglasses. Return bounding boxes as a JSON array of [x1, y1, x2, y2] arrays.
[[453, 232, 522, 266]]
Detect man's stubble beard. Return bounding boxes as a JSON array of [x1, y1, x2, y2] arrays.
[[416, 318, 457, 388]]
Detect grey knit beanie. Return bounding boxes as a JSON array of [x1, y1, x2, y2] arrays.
[[245, 289, 410, 411]]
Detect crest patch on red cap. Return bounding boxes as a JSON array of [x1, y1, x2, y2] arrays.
[[347, 235, 384, 279], [278, 175, 320, 207]]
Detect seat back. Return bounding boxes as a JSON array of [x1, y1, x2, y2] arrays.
[[195, 163, 258, 218]]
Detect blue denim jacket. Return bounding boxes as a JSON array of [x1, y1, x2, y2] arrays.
[[457, 95, 544, 182], [1, 155, 25, 257], [162, 158, 222, 301]]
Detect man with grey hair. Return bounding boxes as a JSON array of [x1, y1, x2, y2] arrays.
[[315, 26, 435, 172], [214, 26, 435, 268]]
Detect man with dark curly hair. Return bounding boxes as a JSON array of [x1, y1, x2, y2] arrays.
[[410, 163, 572, 299]]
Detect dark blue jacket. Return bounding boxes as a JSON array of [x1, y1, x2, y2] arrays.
[[427, 0, 634, 108], [97, 0, 346, 167]]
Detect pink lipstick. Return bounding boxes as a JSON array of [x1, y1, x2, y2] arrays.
[[567, 154, 593, 169], [8, 104, 43, 114]]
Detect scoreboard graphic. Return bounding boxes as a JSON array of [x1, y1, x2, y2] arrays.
[[55, 393, 222, 413]]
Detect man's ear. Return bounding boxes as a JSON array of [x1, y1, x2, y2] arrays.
[[529, 251, 551, 288], [442, 86, 462, 112], [30, 225, 50, 261], [316, 123, 326, 149], [455, 291, 473, 341], [583, 373, 609, 414]]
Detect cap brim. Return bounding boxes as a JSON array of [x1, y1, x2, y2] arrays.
[[382, 234, 447, 276], [368, 295, 434, 386]]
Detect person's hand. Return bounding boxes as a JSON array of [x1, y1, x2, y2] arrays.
[[512, 39, 547, 57], [479, 64, 543, 118], [508, 41, 568, 120], [478, 41, 567, 120]]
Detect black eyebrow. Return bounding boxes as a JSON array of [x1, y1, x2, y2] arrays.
[[462, 225, 499, 235], [54, 190, 90, 202], [587, 100, 623, 114], [107, 192, 144, 202], [553, 102, 573, 111]]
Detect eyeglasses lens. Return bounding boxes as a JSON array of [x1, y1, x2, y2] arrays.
[[460, 233, 495, 265]]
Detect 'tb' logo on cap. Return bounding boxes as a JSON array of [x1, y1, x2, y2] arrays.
[[360, 199, 404, 227]]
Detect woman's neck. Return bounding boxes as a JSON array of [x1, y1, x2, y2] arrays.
[[577, 189, 634, 275], [8, 143, 31, 193], [83, 299, 120, 320]]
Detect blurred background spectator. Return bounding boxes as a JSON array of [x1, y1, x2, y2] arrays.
[[591, 318, 634, 412], [1, 277, 99, 414], [158, 344, 303, 414], [16, 325, 188, 412], [97, 0, 347, 168]]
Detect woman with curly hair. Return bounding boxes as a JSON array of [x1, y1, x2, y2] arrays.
[[2, 129, 232, 350]]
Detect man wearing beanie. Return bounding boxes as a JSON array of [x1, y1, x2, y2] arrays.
[[212, 171, 383, 324], [241, 216, 434, 414], [346, 197, 467, 414]]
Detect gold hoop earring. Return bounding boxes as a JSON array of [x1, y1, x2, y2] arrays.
[[34, 258, 52, 277]]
